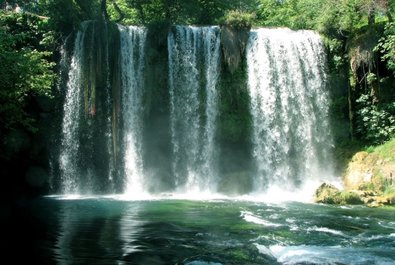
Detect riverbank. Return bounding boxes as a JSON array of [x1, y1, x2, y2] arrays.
[[316, 138, 395, 207]]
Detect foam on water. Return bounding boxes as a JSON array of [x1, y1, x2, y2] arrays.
[[241, 211, 281, 227], [307, 226, 347, 237], [257, 244, 395, 265]]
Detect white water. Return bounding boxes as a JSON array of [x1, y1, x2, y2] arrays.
[[168, 26, 221, 193], [57, 26, 335, 200], [247, 28, 334, 192], [59, 23, 88, 194], [118, 25, 147, 195], [264, 244, 395, 265]]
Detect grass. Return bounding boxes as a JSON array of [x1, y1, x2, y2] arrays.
[[374, 137, 395, 162]]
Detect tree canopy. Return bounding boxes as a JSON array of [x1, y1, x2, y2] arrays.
[[0, 0, 394, 144], [0, 11, 55, 133]]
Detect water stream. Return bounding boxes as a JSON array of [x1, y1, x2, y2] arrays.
[[32, 22, 395, 265], [247, 28, 334, 193], [11, 197, 395, 265], [168, 26, 221, 193]]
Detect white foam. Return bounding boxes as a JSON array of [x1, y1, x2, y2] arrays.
[[254, 244, 275, 258], [185, 261, 222, 265], [46, 180, 340, 204], [240, 211, 281, 227], [307, 226, 347, 237], [260, 244, 395, 265], [365, 233, 395, 241]]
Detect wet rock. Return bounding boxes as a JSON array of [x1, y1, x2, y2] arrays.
[[344, 151, 373, 190], [315, 183, 340, 204], [315, 183, 363, 205], [25, 166, 49, 188], [218, 171, 252, 195], [1, 129, 31, 159], [336, 191, 364, 205], [220, 26, 249, 73], [34, 94, 55, 113]]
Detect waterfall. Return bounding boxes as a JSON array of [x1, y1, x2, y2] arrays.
[[247, 28, 333, 192], [57, 23, 334, 197], [118, 25, 147, 194], [167, 26, 221, 192], [59, 23, 87, 194], [58, 21, 120, 194]]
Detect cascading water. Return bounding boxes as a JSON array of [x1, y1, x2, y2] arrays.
[[58, 21, 121, 194], [59, 23, 87, 194], [57, 23, 334, 198], [167, 26, 221, 193], [247, 28, 333, 193], [118, 25, 147, 195]]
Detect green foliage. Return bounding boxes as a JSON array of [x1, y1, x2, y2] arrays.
[[323, 37, 347, 71], [315, 183, 340, 204], [376, 22, 395, 75], [315, 183, 363, 205], [355, 94, 395, 144], [23, 0, 101, 37], [221, 9, 255, 29], [374, 137, 395, 162], [4, 0, 394, 149], [101, 0, 259, 25], [0, 12, 55, 132], [335, 191, 364, 205], [365, 145, 375, 153], [107, 0, 139, 24], [257, 0, 333, 30], [383, 185, 395, 200]]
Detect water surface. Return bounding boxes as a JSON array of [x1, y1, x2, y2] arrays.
[[5, 197, 395, 264]]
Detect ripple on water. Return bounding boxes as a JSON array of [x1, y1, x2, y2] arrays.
[[185, 261, 222, 265], [240, 211, 282, 227], [307, 226, 348, 237], [255, 244, 395, 265]]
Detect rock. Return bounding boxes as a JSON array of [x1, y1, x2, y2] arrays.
[[25, 166, 49, 188], [335, 191, 363, 205], [1, 129, 31, 159], [218, 171, 252, 195], [315, 183, 340, 204], [386, 195, 395, 205], [362, 196, 375, 204], [220, 26, 250, 73], [377, 197, 390, 204], [355, 189, 377, 197], [352, 151, 369, 162], [368, 201, 382, 208], [336, 139, 395, 207], [34, 94, 54, 113], [315, 183, 364, 205], [344, 151, 375, 190]]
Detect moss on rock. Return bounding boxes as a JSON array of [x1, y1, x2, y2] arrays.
[[315, 183, 363, 205], [315, 183, 340, 204], [317, 138, 395, 207]]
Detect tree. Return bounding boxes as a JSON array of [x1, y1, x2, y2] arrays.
[[377, 22, 395, 75], [0, 12, 55, 133]]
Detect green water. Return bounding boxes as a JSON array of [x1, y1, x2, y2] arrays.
[[5, 197, 395, 264]]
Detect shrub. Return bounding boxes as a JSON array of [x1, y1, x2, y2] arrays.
[[376, 22, 395, 76], [355, 94, 395, 144], [221, 10, 255, 29]]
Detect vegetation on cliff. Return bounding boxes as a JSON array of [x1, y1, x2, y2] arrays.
[[2, 0, 394, 144], [0, 11, 56, 154], [316, 138, 395, 206], [0, 0, 394, 199]]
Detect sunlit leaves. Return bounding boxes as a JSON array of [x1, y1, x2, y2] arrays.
[[0, 12, 56, 131], [356, 94, 395, 143], [376, 22, 395, 76]]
